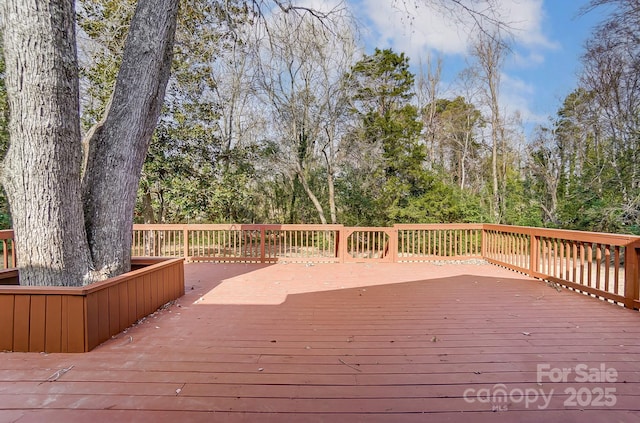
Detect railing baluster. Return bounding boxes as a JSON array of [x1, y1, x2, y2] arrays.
[[579, 243, 585, 286], [604, 246, 611, 294], [587, 243, 593, 289], [559, 239, 564, 280], [614, 246, 620, 295], [595, 244, 602, 291], [3, 239, 8, 269]]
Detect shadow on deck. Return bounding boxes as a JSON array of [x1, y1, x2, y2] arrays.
[[1, 262, 639, 422]]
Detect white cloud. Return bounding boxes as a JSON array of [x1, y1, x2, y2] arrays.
[[499, 0, 557, 49], [512, 50, 545, 67], [295, 0, 349, 14], [500, 73, 547, 125], [356, 0, 469, 57], [353, 0, 556, 59], [349, 0, 560, 129]]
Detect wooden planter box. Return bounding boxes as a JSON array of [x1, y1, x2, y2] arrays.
[[0, 257, 184, 353]]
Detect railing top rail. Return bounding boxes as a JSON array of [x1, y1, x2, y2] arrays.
[[0, 230, 14, 240], [394, 223, 483, 230], [482, 224, 533, 236], [133, 224, 187, 230], [132, 223, 344, 231], [248, 224, 344, 231], [483, 224, 640, 246], [345, 227, 393, 232]]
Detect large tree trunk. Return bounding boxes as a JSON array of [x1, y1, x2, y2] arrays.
[[1, 0, 92, 286], [1, 0, 178, 286], [82, 0, 178, 280]]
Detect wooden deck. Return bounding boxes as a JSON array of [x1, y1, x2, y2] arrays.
[[1, 262, 639, 422]]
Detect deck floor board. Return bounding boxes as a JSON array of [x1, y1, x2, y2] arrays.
[[1, 262, 639, 422]]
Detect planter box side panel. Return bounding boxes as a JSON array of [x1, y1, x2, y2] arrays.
[[0, 293, 86, 353], [85, 259, 185, 351], [28, 296, 47, 352], [12, 296, 30, 351], [0, 258, 184, 353], [174, 261, 186, 298], [60, 296, 86, 353], [0, 295, 14, 351], [44, 296, 63, 353]]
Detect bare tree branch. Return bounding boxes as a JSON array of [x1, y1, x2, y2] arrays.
[[393, 0, 515, 42]]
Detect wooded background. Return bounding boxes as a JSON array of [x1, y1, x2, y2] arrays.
[[1, 0, 638, 235]]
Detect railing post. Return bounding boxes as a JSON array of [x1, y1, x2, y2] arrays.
[[530, 230, 539, 277], [481, 225, 487, 259], [337, 226, 346, 263], [3, 240, 8, 269], [1, 231, 17, 269], [183, 226, 189, 263], [624, 243, 639, 310], [389, 227, 398, 263], [260, 227, 266, 263]]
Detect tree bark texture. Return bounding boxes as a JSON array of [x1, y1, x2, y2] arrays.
[[1, 0, 178, 286], [1, 0, 92, 286], [82, 0, 178, 280]]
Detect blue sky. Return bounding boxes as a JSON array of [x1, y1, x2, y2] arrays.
[[292, 0, 610, 135], [510, 1, 602, 124], [344, 0, 605, 133]]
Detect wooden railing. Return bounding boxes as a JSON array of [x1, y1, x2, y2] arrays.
[[484, 224, 640, 310], [131, 224, 484, 264], [2, 224, 639, 310], [395, 224, 483, 261], [0, 230, 16, 270], [132, 224, 344, 263]]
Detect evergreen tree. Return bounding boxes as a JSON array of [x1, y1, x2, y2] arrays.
[[347, 48, 426, 224]]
